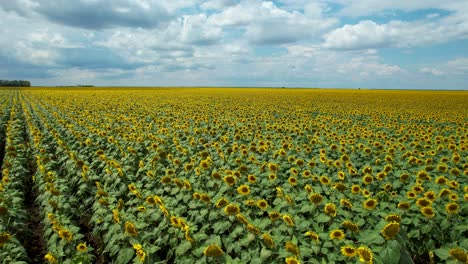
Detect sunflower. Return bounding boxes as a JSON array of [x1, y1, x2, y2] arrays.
[[351, 185, 361, 194], [247, 224, 261, 234], [236, 214, 249, 225], [416, 198, 432, 207], [285, 256, 300, 264], [215, 198, 228, 208], [309, 193, 323, 204], [406, 191, 417, 199], [445, 202, 460, 214], [203, 244, 224, 257], [435, 176, 447, 185], [304, 231, 320, 242], [269, 211, 281, 221], [449, 194, 459, 201], [329, 180, 343, 191], [385, 214, 401, 223], [342, 220, 359, 233], [283, 214, 294, 227], [324, 203, 337, 217], [319, 176, 331, 185], [0, 232, 11, 247], [340, 199, 353, 208], [363, 174, 373, 185], [161, 176, 172, 184], [125, 221, 138, 236], [329, 229, 345, 240], [381, 222, 400, 240], [132, 244, 146, 262], [357, 247, 373, 264], [400, 173, 410, 182], [247, 174, 257, 183], [268, 163, 278, 172], [363, 199, 378, 210], [285, 241, 300, 256], [257, 199, 269, 210], [341, 246, 357, 257], [288, 177, 298, 186], [420, 207, 435, 218], [304, 185, 312, 193], [44, 253, 58, 264], [424, 191, 436, 201], [449, 248, 467, 263], [58, 229, 73, 241], [262, 233, 275, 248], [193, 192, 201, 200], [223, 175, 236, 186], [224, 204, 240, 215], [237, 185, 250, 195]]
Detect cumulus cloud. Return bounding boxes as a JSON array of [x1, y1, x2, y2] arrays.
[[323, 16, 468, 50], [209, 1, 338, 45]]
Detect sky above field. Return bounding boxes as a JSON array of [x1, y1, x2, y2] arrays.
[[1, 1, 467, 89]]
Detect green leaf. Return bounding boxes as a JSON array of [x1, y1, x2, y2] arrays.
[[315, 214, 331, 223], [116, 247, 134, 264], [434, 248, 450, 260], [212, 221, 231, 233], [359, 230, 385, 245], [260, 247, 272, 260], [176, 240, 193, 256], [381, 240, 401, 264]]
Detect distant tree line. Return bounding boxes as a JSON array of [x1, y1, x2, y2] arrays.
[[0, 80, 31, 87]]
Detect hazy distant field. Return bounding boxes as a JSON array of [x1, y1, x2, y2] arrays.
[[1, 88, 467, 264]]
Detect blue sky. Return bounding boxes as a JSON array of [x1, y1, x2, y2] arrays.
[[0, 0, 467, 89]]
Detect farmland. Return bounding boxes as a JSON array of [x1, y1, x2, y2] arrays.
[[0, 87, 467, 264]]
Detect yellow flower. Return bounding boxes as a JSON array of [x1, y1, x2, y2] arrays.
[[309, 193, 323, 204], [285, 256, 300, 264], [288, 176, 298, 186], [285, 241, 299, 256], [0, 232, 12, 247], [237, 184, 250, 195], [58, 229, 73, 241], [76, 242, 87, 252], [449, 248, 467, 263], [247, 224, 260, 234], [44, 253, 58, 264], [329, 229, 345, 240], [125, 221, 138, 236], [445, 202, 460, 215], [357, 247, 373, 264], [223, 175, 236, 186], [224, 204, 240, 215], [215, 198, 228, 208], [381, 222, 400, 240], [257, 199, 269, 210], [351, 185, 361, 194], [262, 233, 275, 248], [133, 243, 146, 262], [385, 214, 401, 223], [203, 244, 224, 257], [304, 231, 320, 242], [397, 202, 410, 210], [324, 203, 337, 217], [341, 246, 357, 257], [363, 199, 378, 210], [269, 211, 281, 221], [420, 207, 435, 218], [342, 220, 359, 233], [282, 214, 294, 226], [236, 214, 249, 225]]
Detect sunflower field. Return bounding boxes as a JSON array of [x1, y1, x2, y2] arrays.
[[0, 87, 467, 264]]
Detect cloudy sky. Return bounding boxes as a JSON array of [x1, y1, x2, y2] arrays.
[[1, 0, 467, 89]]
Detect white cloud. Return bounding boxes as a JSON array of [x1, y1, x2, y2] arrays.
[[420, 67, 444, 76], [323, 16, 468, 50], [209, 1, 338, 44]]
